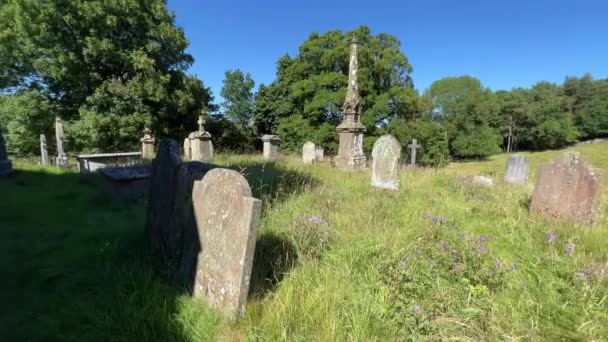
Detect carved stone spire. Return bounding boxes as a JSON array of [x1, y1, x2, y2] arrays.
[[342, 37, 361, 115]]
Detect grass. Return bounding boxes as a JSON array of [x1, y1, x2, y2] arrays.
[[1, 142, 607, 341]]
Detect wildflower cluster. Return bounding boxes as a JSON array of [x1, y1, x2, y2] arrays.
[[290, 213, 333, 260]]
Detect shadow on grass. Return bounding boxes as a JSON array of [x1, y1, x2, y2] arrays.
[[520, 195, 532, 211], [249, 232, 298, 299]]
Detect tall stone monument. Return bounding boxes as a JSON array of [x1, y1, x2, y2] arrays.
[[190, 115, 213, 162], [141, 127, 156, 159], [334, 37, 366, 169], [0, 126, 13, 176], [54, 117, 69, 167], [261, 134, 281, 160], [530, 152, 603, 225], [40, 134, 49, 165], [504, 154, 530, 184], [192, 168, 262, 318], [371, 135, 402, 191]]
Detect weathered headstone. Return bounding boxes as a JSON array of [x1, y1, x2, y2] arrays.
[[192, 168, 262, 318], [371, 135, 401, 191], [530, 152, 603, 225], [190, 115, 213, 162], [504, 154, 530, 184], [183, 137, 192, 160], [0, 127, 13, 176], [141, 127, 155, 159], [54, 117, 69, 167], [408, 139, 421, 167], [335, 37, 366, 169], [261, 134, 281, 160], [302, 141, 316, 164], [315, 147, 324, 162], [40, 134, 49, 165]]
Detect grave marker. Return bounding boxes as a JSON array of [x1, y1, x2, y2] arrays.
[[408, 139, 421, 167], [371, 135, 401, 190]]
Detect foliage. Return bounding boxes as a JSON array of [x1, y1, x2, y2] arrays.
[[205, 114, 257, 153], [221, 69, 256, 128], [387, 117, 449, 167], [0, 0, 212, 153]]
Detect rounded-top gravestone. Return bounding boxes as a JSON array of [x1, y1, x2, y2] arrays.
[[504, 154, 530, 184], [371, 134, 401, 191], [302, 141, 316, 164]]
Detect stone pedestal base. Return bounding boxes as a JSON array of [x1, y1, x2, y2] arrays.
[[334, 131, 366, 169], [56, 156, 69, 168], [261, 134, 281, 160], [141, 139, 156, 159], [191, 136, 213, 162], [0, 160, 13, 176]]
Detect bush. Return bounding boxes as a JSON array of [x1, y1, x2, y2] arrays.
[[388, 118, 449, 167]]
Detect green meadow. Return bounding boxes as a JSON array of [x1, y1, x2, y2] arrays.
[[1, 142, 606, 341]]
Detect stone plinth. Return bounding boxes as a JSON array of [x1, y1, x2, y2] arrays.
[[335, 119, 366, 169], [77, 152, 142, 173], [189, 131, 213, 162], [98, 165, 152, 200], [261, 134, 281, 160]]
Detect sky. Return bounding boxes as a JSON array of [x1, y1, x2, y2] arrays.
[[167, 0, 608, 99]]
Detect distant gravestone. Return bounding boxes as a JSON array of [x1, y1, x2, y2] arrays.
[[40, 134, 49, 165], [140, 127, 155, 159], [530, 152, 603, 225], [504, 154, 530, 184], [261, 134, 281, 160], [145, 139, 182, 261], [302, 141, 315, 164], [371, 135, 401, 190], [54, 117, 69, 167], [315, 147, 324, 162], [192, 168, 262, 318], [407, 139, 421, 167], [0, 127, 13, 176], [183, 137, 192, 160], [190, 115, 213, 162]]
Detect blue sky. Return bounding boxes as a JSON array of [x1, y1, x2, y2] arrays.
[[167, 0, 608, 99]]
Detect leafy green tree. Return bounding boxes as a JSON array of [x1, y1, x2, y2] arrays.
[[259, 26, 415, 153], [0, 0, 211, 153], [564, 74, 608, 139], [496, 89, 530, 152], [221, 69, 255, 128], [387, 117, 449, 167]]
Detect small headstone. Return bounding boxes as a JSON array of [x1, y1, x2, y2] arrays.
[[459, 175, 494, 187], [371, 135, 401, 191], [40, 134, 49, 165], [261, 134, 281, 160], [504, 154, 530, 184], [183, 137, 192, 160], [302, 141, 315, 164], [54, 117, 69, 167], [315, 147, 324, 162], [192, 168, 262, 318], [0, 127, 13, 176], [140, 127, 155, 159], [408, 139, 421, 167], [530, 152, 603, 225]]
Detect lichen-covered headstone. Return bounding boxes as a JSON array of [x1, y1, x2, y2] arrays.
[[302, 141, 315, 164], [145, 139, 182, 261], [371, 135, 401, 190], [0, 127, 13, 176], [504, 154, 530, 184], [192, 168, 262, 318], [530, 152, 603, 225], [315, 147, 324, 162]]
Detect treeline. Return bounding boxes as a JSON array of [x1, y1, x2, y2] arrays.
[[0, 1, 606, 168]]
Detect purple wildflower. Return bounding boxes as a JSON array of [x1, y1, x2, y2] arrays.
[[426, 311, 433, 319], [400, 256, 410, 270], [575, 271, 587, 280], [477, 245, 489, 253], [565, 241, 576, 255], [511, 263, 518, 271], [414, 305, 422, 315], [479, 235, 490, 242], [545, 231, 558, 242], [305, 215, 329, 226], [495, 258, 501, 269]]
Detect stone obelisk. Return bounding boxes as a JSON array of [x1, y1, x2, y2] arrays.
[[55, 117, 69, 167], [334, 37, 366, 169]]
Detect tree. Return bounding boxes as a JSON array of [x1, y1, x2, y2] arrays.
[[0, 0, 211, 153], [387, 117, 449, 167], [496, 89, 530, 152], [221, 69, 255, 128], [564, 74, 608, 139], [259, 26, 415, 153]]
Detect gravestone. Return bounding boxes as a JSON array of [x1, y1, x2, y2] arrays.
[[315, 147, 324, 162], [504, 154, 530, 184], [190, 116, 213, 162], [192, 168, 262, 318], [98, 165, 151, 200], [145, 139, 182, 261], [183, 137, 192, 160], [0, 127, 13, 176], [261, 134, 281, 160], [141, 127, 155, 159], [40, 134, 49, 165], [54, 117, 69, 167], [408, 139, 421, 167], [371, 135, 401, 191], [302, 141, 316, 164], [530, 152, 603, 225]]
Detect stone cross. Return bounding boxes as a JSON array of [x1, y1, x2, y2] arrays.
[[192, 168, 262, 318], [55, 117, 69, 167], [530, 152, 603, 225], [371, 135, 402, 191], [40, 134, 49, 165], [408, 139, 421, 167], [0, 126, 13, 176], [197, 115, 205, 133]]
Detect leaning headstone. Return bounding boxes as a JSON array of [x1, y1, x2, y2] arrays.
[[0, 127, 13, 176], [145, 139, 182, 261], [140, 127, 156, 159], [504, 154, 530, 184], [530, 152, 603, 225], [302, 141, 316, 164], [192, 168, 262, 318], [183, 137, 192, 160], [315, 147, 324, 162], [371, 135, 401, 191], [40, 134, 49, 165], [261, 134, 281, 160], [54, 117, 69, 167]]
